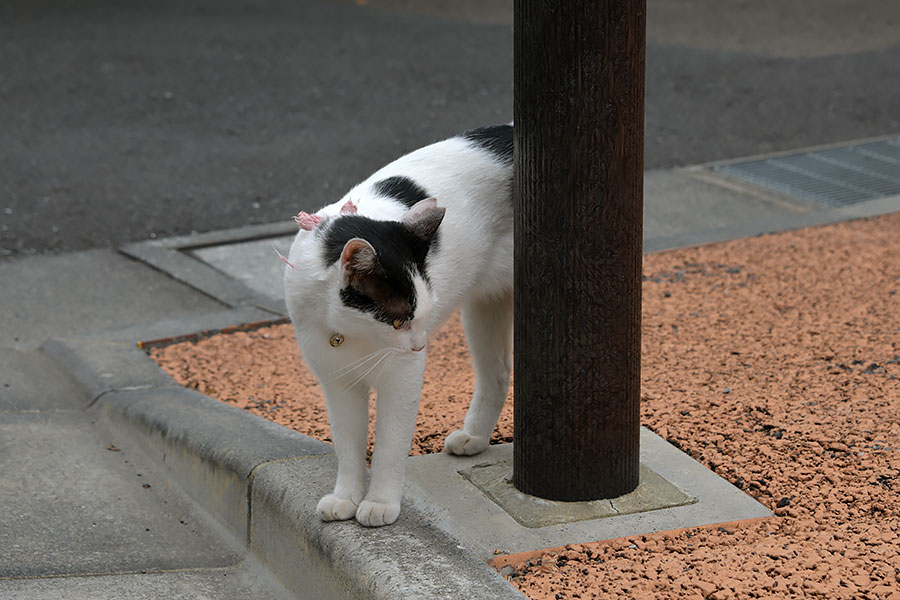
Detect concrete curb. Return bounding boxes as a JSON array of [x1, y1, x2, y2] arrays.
[[95, 386, 332, 544], [121, 222, 294, 314], [40, 337, 175, 408], [40, 308, 526, 600], [250, 457, 526, 599], [39, 307, 277, 407]]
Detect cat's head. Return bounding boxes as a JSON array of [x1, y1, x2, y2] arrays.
[[322, 198, 445, 353]]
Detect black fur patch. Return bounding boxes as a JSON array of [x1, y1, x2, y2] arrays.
[[372, 176, 430, 209], [322, 216, 437, 323], [462, 124, 514, 164], [338, 286, 412, 325]]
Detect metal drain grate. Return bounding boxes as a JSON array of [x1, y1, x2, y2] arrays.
[[714, 138, 900, 207]]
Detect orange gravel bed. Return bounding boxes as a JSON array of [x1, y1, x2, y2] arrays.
[[151, 212, 900, 599]]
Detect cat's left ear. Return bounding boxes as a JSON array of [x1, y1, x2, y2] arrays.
[[403, 198, 445, 242], [340, 238, 380, 281]]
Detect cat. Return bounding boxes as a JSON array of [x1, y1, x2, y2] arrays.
[[284, 124, 514, 527]]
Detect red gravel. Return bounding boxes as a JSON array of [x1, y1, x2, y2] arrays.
[[151, 212, 900, 599]]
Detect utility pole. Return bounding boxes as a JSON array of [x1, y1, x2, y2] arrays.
[[513, 0, 646, 500]]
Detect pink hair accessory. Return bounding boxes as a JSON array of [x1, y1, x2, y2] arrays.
[[294, 211, 321, 231]]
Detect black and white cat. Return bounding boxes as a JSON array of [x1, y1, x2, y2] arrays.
[[284, 125, 513, 526]]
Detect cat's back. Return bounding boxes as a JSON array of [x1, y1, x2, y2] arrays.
[[362, 125, 514, 308], [360, 124, 513, 248], [358, 125, 513, 217]]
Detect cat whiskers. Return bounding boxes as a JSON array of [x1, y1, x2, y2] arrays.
[[341, 349, 395, 393], [321, 347, 401, 393], [373, 350, 396, 388], [321, 348, 388, 384]]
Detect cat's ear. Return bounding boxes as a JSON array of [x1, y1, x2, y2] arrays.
[[403, 198, 445, 242], [340, 238, 381, 284]]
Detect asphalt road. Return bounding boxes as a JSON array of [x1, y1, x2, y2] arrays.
[[2, 0, 899, 256]]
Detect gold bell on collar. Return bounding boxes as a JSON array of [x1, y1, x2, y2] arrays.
[[329, 333, 344, 348]]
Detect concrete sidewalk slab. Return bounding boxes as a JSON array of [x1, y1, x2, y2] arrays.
[[89, 306, 277, 345], [0, 347, 85, 411], [643, 190, 900, 252], [0, 561, 291, 600], [642, 167, 815, 241], [0, 249, 226, 349], [0, 411, 241, 578], [192, 236, 293, 303]]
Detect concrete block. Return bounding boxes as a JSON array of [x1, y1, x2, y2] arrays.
[[461, 460, 694, 528], [405, 431, 772, 561]]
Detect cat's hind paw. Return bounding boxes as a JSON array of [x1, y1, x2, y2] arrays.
[[317, 494, 358, 521], [444, 429, 489, 456], [355, 500, 400, 527]]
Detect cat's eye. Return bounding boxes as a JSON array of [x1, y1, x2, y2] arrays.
[[392, 318, 411, 330]]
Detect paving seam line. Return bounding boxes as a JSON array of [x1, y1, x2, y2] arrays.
[[245, 454, 330, 552]]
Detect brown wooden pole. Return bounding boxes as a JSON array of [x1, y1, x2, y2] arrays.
[[513, 0, 646, 500]]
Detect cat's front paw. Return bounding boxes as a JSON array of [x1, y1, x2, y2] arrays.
[[355, 500, 401, 527], [317, 494, 358, 521], [444, 429, 489, 456]]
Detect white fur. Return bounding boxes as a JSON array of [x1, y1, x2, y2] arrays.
[[285, 132, 513, 527]]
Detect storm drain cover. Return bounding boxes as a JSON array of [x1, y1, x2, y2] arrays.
[[714, 138, 900, 207]]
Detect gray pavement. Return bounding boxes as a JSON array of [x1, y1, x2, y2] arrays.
[[1, 411, 241, 579], [0, 249, 225, 348], [1, 563, 293, 600], [2, 0, 899, 256]]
